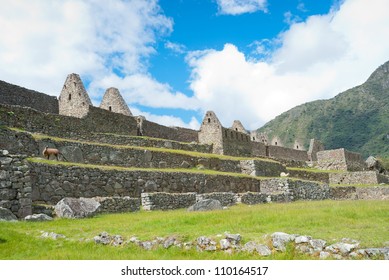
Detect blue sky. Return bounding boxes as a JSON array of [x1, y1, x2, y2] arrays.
[[1, 0, 389, 130]]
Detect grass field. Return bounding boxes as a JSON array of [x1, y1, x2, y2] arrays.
[[1, 200, 388, 260]]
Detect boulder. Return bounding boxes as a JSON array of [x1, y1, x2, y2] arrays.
[[0, 207, 17, 221], [54, 197, 100, 218], [242, 241, 271, 256], [365, 156, 384, 173], [24, 213, 53, 222], [187, 199, 222, 212], [271, 232, 296, 251]]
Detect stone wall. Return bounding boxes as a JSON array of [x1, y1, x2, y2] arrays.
[[141, 192, 196, 210], [330, 186, 357, 200], [330, 186, 389, 200], [197, 192, 238, 206], [0, 80, 59, 114], [240, 159, 286, 177], [329, 171, 389, 185], [79, 133, 212, 153], [251, 141, 267, 157], [267, 145, 309, 162], [0, 104, 198, 143], [260, 178, 330, 201], [29, 162, 261, 205], [307, 139, 324, 161], [316, 148, 366, 171], [356, 187, 389, 200], [222, 128, 252, 157], [287, 168, 330, 183], [0, 150, 32, 218], [94, 196, 140, 213]]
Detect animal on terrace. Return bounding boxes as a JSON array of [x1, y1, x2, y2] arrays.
[[42, 147, 67, 161]]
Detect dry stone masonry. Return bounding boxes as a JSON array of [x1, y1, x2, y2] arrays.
[[1, 74, 389, 221]]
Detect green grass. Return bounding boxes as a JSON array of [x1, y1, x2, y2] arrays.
[[25, 129, 277, 163], [1, 200, 388, 260], [27, 157, 265, 179], [287, 167, 343, 174], [330, 183, 389, 188]]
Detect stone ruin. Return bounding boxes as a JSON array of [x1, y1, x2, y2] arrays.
[[1, 73, 389, 223], [100, 87, 132, 116]]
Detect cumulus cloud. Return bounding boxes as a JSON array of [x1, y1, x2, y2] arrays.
[[130, 107, 200, 130], [188, 0, 389, 129], [88, 73, 200, 110], [0, 0, 173, 100], [0, 0, 203, 128], [216, 0, 267, 15], [165, 41, 187, 54]]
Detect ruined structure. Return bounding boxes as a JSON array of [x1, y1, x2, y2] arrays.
[[100, 87, 132, 116], [1, 74, 388, 221], [198, 110, 322, 162], [59, 73, 92, 118]]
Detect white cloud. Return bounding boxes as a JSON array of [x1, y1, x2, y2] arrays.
[[188, 0, 389, 129], [88, 73, 200, 110], [0, 0, 172, 94], [130, 107, 200, 130], [216, 0, 267, 15], [165, 41, 187, 54], [0, 0, 201, 129]]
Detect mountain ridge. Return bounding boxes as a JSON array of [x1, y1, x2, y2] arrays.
[[257, 60, 389, 157]]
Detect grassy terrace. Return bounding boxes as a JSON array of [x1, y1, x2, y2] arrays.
[[287, 167, 344, 174], [27, 157, 264, 179], [20, 128, 278, 163], [1, 200, 388, 260]]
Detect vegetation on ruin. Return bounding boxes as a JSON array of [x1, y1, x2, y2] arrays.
[[27, 129, 277, 163], [0, 200, 388, 260], [27, 157, 265, 179]]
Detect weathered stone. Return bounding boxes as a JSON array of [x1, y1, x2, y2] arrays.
[[61, 146, 84, 162], [325, 242, 359, 255], [94, 232, 111, 245], [180, 161, 191, 168], [24, 213, 53, 222], [188, 199, 222, 212], [220, 239, 231, 250], [225, 233, 241, 244], [257, 244, 272, 256], [0, 170, 9, 180], [129, 236, 139, 243], [309, 239, 327, 251], [143, 150, 152, 162], [164, 236, 176, 249], [41, 231, 66, 240], [0, 157, 12, 165], [271, 232, 295, 251], [295, 235, 311, 244], [242, 241, 271, 256], [141, 241, 154, 250], [54, 197, 101, 218], [0, 207, 17, 221], [320, 251, 331, 259]]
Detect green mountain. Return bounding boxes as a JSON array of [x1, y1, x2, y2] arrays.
[[257, 61, 389, 158]]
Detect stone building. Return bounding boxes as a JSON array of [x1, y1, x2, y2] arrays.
[[231, 120, 249, 134], [198, 111, 224, 154], [58, 73, 92, 118], [100, 87, 132, 116]]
